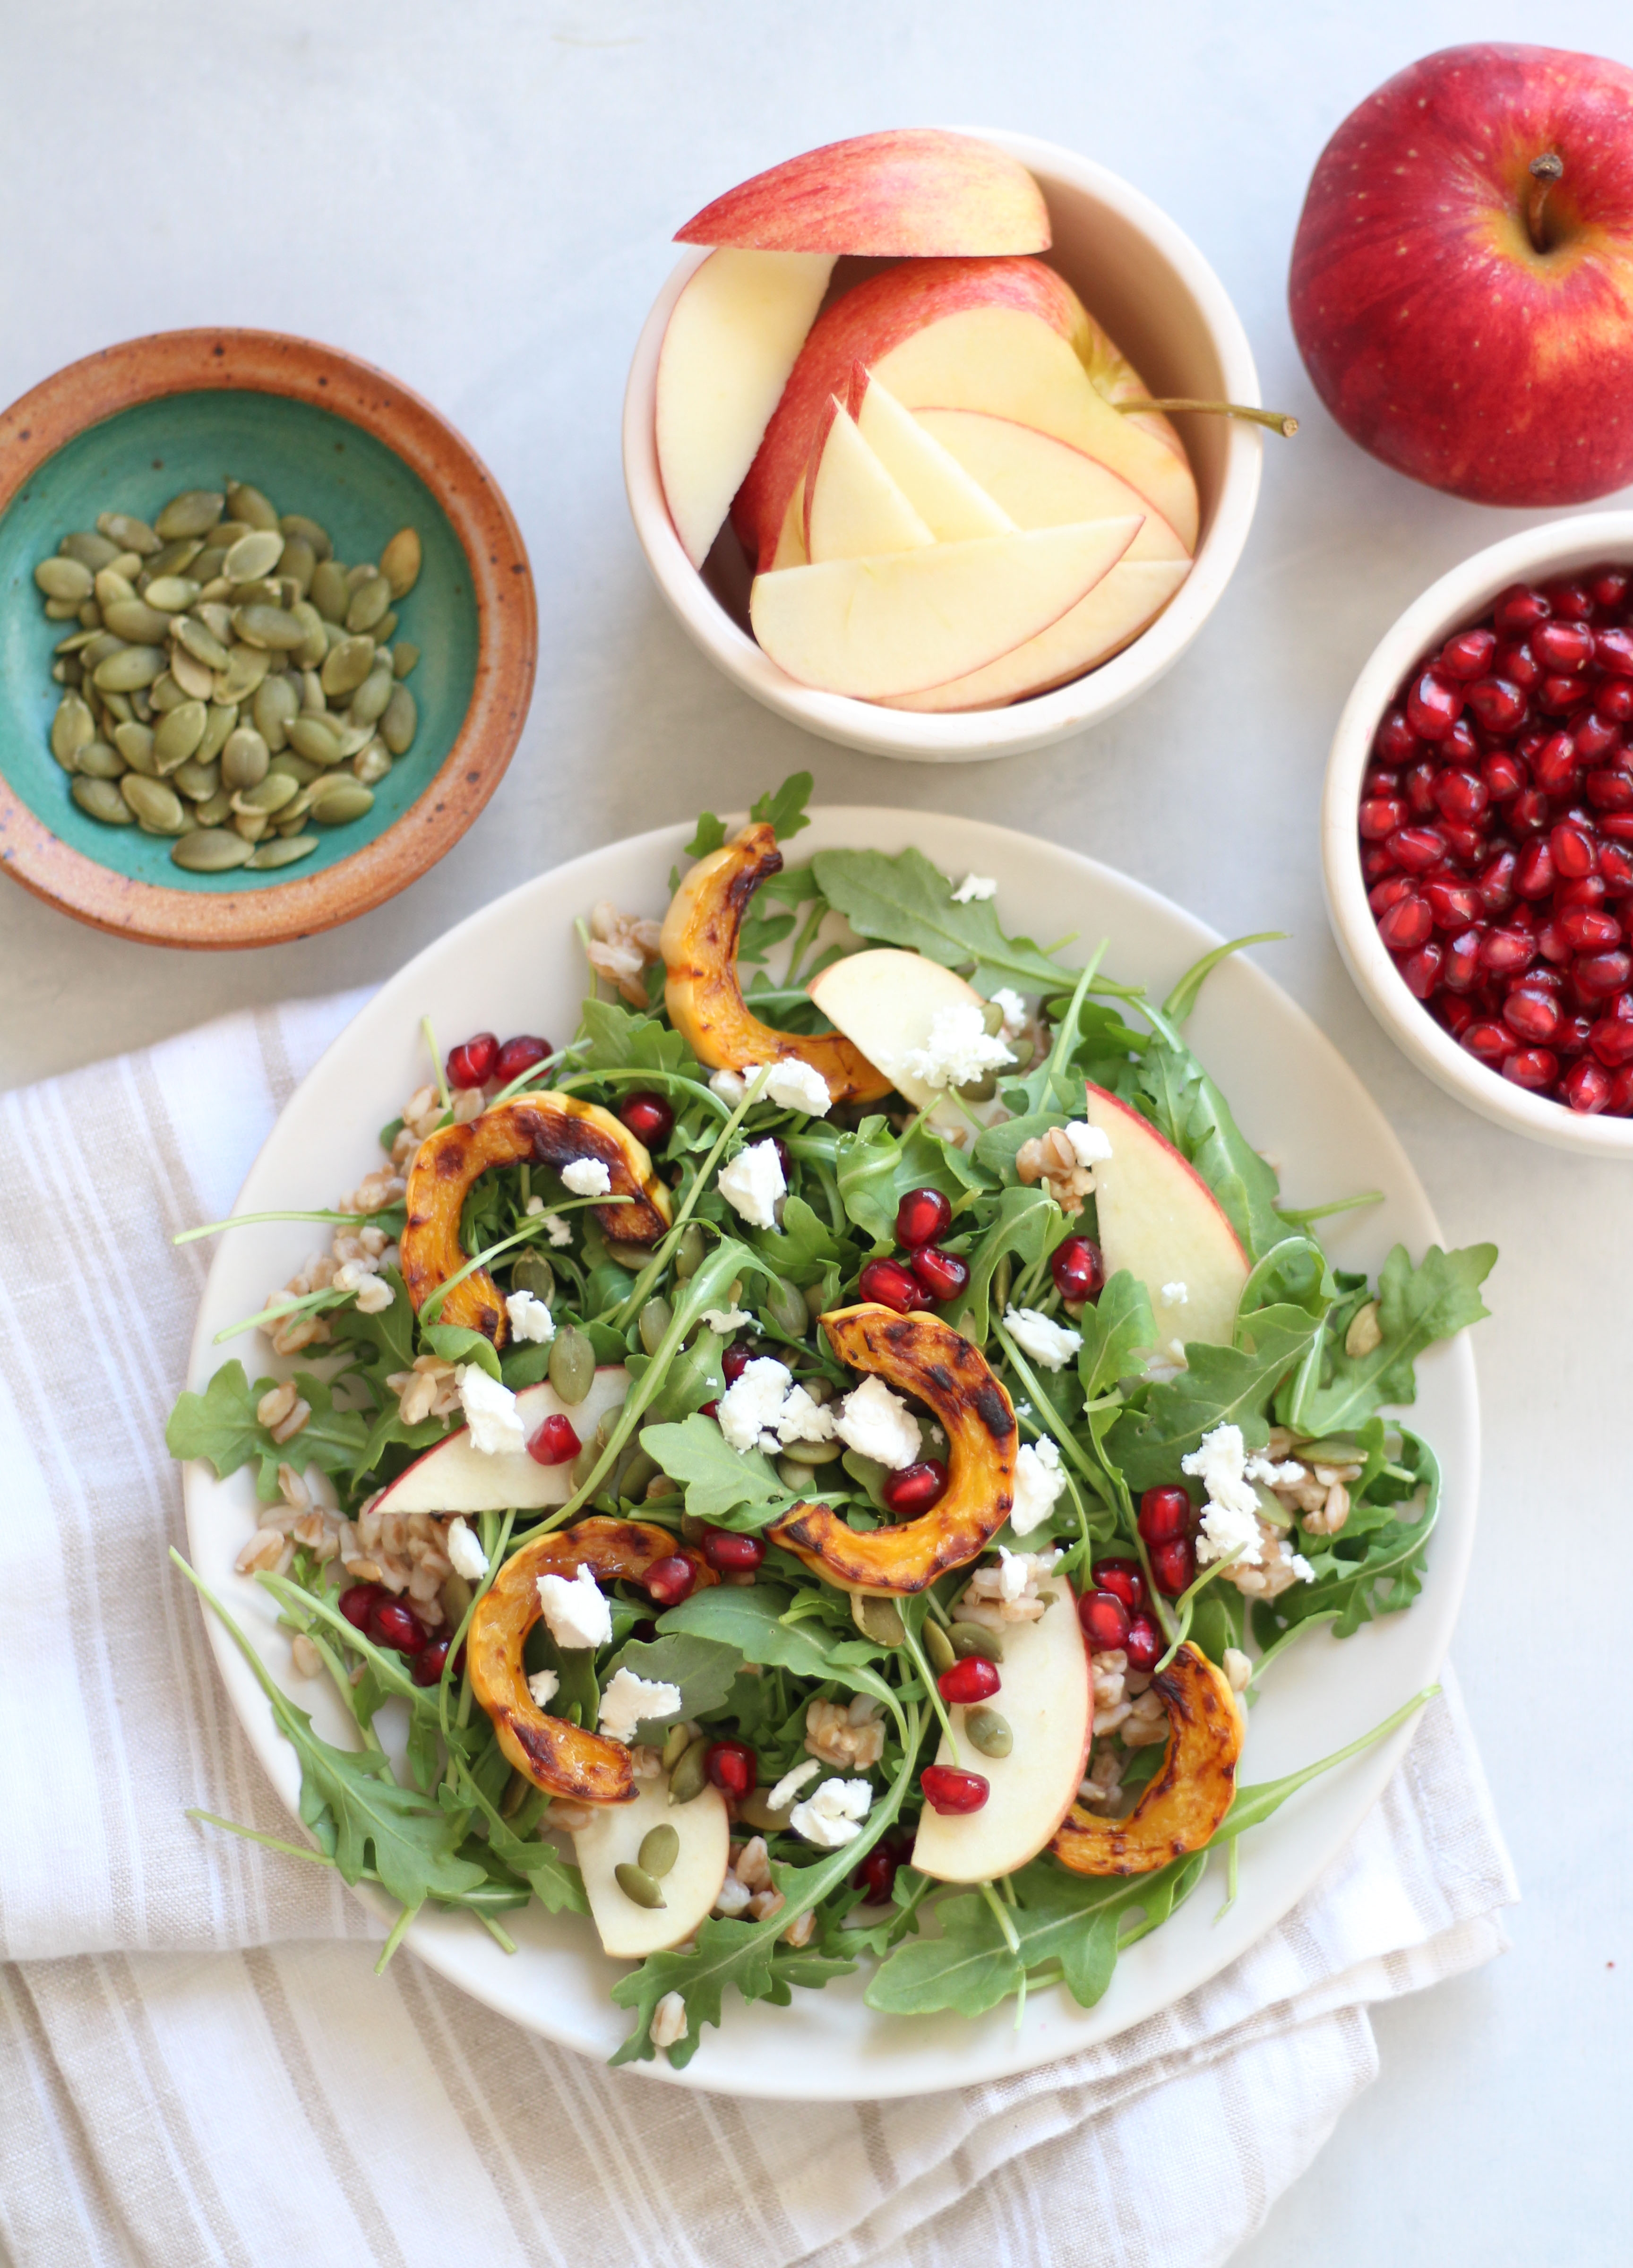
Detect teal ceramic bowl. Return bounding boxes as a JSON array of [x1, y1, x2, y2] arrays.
[[0, 330, 535, 947]]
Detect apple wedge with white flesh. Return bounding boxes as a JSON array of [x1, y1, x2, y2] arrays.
[[573, 1774, 731, 1959], [370, 1368, 629, 1517], [910, 408, 1189, 559], [655, 247, 835, 568], [882, 559, 1189, 713], [1080, 1082, 1249, 1355], [849, 369, 1014, 542], [749, 517, 1140, 701], [804, 399, 935, 563], [911, 1586, 1092, 1883], [806, 948, 1008, 1141]]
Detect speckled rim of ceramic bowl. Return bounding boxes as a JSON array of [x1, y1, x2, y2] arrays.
[[622, 127, 1263, 763], [0, 328, 536, 950], [1322, 510, 1633, 1156]]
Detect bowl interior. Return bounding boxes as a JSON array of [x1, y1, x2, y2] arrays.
[[0, 387, 479, 893]]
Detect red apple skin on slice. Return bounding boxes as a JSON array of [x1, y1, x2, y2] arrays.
[[675, 129, 1049, 258], [911, 1585, 1092, 1884], [910, 408, 1190, 559], [880, 559, 1189, 712], [1079, 1083, 1249, 1357], [370, 1367, 629, 1518]]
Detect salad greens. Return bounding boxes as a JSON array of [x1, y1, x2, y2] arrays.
[[167, 774, 1493, 2068]]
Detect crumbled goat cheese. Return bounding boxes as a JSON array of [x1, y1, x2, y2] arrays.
[[1161, 1281, 1189, 1306], [1182, 1422, 1258, 1520], [701, 1306, 755, 1333], [718, 1137, 786, 1229], [717, 1356, 795, 1455], [1196, 1495, 1264, 1568], [561, 1157, 611, 1197], [1009, 1437, 1067, 1537], [545, 1214, 573, 1247], [598, 1667, 683, 1744], [789, 1776, 874, 1849], [1183, 1422, 1311, 1578], [951, 872, 997, 902], [762, 1058, 832, 1116], [446, 1517, 489, 1581], [1063, 1119, 1113, 1167], [988, 987, 1028, 1037], [456, 1365, 526, 1455], [834, 1374, 922, 1469], [766, 1758, 822, 1812], [903, 1002, 1014, 1091], [961, 1546, 1061, 1624], [650, 1991, 688, 2050], [709, 1066, 748, 1108], [524, 1194, 545, 1216], [1004, 1306, 1083, 1371], [536, 1563, 613, 1651], [504, 1289, 555, 1344], [998, 1545, 1056, 1602], [775, 1385, 837, 1446], [527, 1668, 559, 1709]]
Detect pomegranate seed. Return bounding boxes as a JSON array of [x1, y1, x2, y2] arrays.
[[910, 1246, 970, 1302], [1500, 638, 1543, 689], [1538, 919, 1573, 964], [1399, 943, 1444, 999], [1556, 1011, 1594, 1057], [1601, 845, 1633, 894], [1556, 874, 1607, 911], [858, 1257, 928, 1314], [1389, 826, 1445, 873], [920, 1765, 989, 1816], [1494, 584, 1550, 634], [1604, 813, 1633, 843], [493, 1034, 551, 1085], [894, 1187, 952, 1248], [1150, 1537, 1195, 1597], [527, 1413, 581, 1466], [1405, 759, 1439, 815], [1051, 1235, 1105, 1304], [446, 1032, 498, 1089], [1504, 1048, 1559, 1090], [1124, 1613, 1161, 1672], [1531, 732, 1580, 794], [1370, 875, 1416, 915], [702, 1529, 766, 1573], [1359, 796, 1407, 841], [1438, 994, 1478, 1037], [1482, 752, 1526, 799], [1378, 895, 1433, 951], [1462, 1021, 1514, 1065], [370, 1598, 429, 1654], [1585, 770, 1633, 812], [1610, 1068, 1633, 1114], [645, 1555, 697, 1606], [1407, 670, 1462, 739], [1440, 627, 1497, 679], [1078, 1589, 1132, 1652], [1513, 839, 1556, 898], [619, 1091, 674, 1146], [1595, 626, 1633, 676], [1476, 849, 1517, 912], [1575, 951, 1633, 998], [1092, 1558, 1146, 1612], [881, 1459, 949, 1515], [1533, 619, 1595, 672], [1564, 1058, 1615, 1112], [1590, 570, 1632, 612], [339, 1583, 381, 1632], [1590, 1015, 1633, 1066], [1138, 1486, 1192, 1545], [1423, 879, 1480, 928], [855, 1843, 902, 1903], [1502, 988, 1560, 1043], [1362, 845, 1400, 883], [1431, 768, 1487, 824], [1510, 788, 1551, 833], [1560, 906, 1624, 952], [1539, 674, 1594, 713], [1376, 710, 1420, 763], [1364, 767, 1402, 799], [1439, 820, 1488, 864], [1479, 926, 1535, 975], [1545, 578, 1594, 620], [411, 1637, 454, 1687], [1550, 822, 1598, 879], [699, 1399, 720, 1418], [705, 1740, 755, 1797], [721, 1341, 763, 1385], [1443, 928, 1485, 990], [938, 1655, 1001, 1704], [1574, 713, 1623, 765], [1443, 718, 1479, 767]]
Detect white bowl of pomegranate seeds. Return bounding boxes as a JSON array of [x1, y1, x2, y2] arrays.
[[1323, 513, 1633, 1153]]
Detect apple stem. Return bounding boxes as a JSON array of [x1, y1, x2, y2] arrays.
[[1526, 152, 1564, 252], [1117, 398, 1298, 438]]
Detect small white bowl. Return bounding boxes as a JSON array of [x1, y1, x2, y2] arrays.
[[622, 128, 1263, 763], [1322, 511, 1633, 1157]]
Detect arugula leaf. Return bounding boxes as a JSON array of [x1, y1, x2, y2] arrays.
[[1297, 1244, 1496, 1435], [166, 1360, 264, 1479], [608, 1632, 742, 1727], [625, 1331, 723, 1426], [639, 1413, 794, 1525], [750, 770, 814, 841], [834, 1116, 985, 1244], [1214, 1684, 1436, 1842], [1109, 1304, 1323, 1491], [329, 1268, 415, 1381], [813, 847, 1072, 993], [482, 1813, 590, 1911], [1077, 1270, 1157, 1401], [864, 1891, 1023, 2015], [1256, 1428, 1442, 1641], [419, 1323, 501, 1381], [951, 1185, 1071, 1344], [751, 1192, 846, 1282], [684, 810, 728, 860], [1127, 1036, 1285, 1262], [576, 998, 692, 1075], [657, 1585, 900, 1725]]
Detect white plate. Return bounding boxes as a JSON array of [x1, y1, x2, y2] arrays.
[[182, 807, 1479, 2099]]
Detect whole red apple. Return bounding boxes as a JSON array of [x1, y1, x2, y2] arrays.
[[1289, 44, 1633, 505]]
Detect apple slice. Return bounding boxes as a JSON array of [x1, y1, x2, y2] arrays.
[[911, 408, 1189, 559], [675, 129, 1049, 258], [1079, 1082, 1249, 1355], [655, 247, 835, 568], [749, 517, 1139, 700], [370, 1367, 629, 1518], [881, 559, 1189, 712], [804, 399, 935, 563], [911, 1585, 1092, 1883], [573, 1774, 731, 1958], [807, 948, 1008, 1141], [771, 475, 808, 568], [849, 368, 1013, 542]]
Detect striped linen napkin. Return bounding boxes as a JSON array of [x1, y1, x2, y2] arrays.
[[0, 994, 1517, 2268]]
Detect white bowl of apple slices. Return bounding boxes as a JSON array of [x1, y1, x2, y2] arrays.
[[624, 127, 1264, 760]]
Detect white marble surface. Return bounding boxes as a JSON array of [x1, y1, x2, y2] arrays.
[[1, 3, 1627, 2259]]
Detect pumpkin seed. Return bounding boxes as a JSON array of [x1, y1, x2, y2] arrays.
[[300, 668, 326, 714], [233, 770, 298, 816], [173, 757, 221, 801], [286, 713, 344, 766], [145, 537, 204, 582], [568, 1444, 600, 1491], [35, 557, 93, 604], [269, 751, 320, 787], [765, 1275, 808, 1338], [511, 1252, 555, 1306], [251, 674, 298, 750], [232, 807, 269, 842], [54, 627, 98, 656], [196, 703, 237, 765], [97, 511, 159, 556], [851, 1592, 907, 1647], [965, 1706, 1012, 1759], [154, 701, 208, 770], [376, 610, 397, 643], [100, 597, 172, 644], [321, 634, 376, 698], [381, 683, 416, 755], [279, 512, 332, 559], [143, 576, 201, 614], [77, 740, 125, 780], [345, 562, 378, 588], [279, 534, 317, 597], [247, 833, 317, 869], [948, 1622, 1003, 1662], [113, 724, 160, 779], [289, 600, 327, 669], [393, 641, 419, 678], [61, 531, 121, 571], [121, 774, 185, 833], [193, 787, 232, 826], [150, 674, 192, 716], [155, 490, 224, 540], [380, 527, 422, 599], [637, 1824, 679, 1880], [94, 569, 138, 614], [924, 1620, 957, 1674], [72, 775, 135, 824], [666, 1735, 713, 1807], [94, 644, 165, 692], [224, 481, 279, 533], [173, 614, 231, 672], [44, 597, 82, 620], [778, 1435, 842, 1466], [349, 662, 395, 724], [187, 548, 226, 586], [614, 1861, 665, 1910], [353, 739, 392, 786], [172, 827, 255, 872], [548, 1323, 595, 1405], [232, 602, 307, 653], [221, 727, 271, 790], [637, 1296, 674, 1356], [215, 644, 272, 703], [167, 644, 214, 701], [50, 695, 95, 767], [101, 689, 135, 725], [345, 573, 391, 634], [78, 600, 102, 629], [224, 529, 285, 583], [310, 558, 349, 623]]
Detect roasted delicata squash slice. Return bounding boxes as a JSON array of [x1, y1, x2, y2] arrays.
[[661, 820, 893, 1102], [1050, 1643, 1241, 1877], [400, 1092, 671, 1342], [468, 1517, 716, 1804], [770, 1302, 1016, 1594]]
